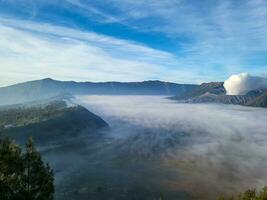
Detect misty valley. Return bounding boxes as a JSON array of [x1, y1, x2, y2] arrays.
[[1, 87, 267, 200], [2, 1, 267, 199]]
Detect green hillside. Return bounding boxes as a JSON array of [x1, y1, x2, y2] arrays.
[[0, 100, 109, 145]]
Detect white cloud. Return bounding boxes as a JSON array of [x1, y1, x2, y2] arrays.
[[1, 0, 267, 86], [94, 0, 267, 74], [65, 0, 123, 24], [0, 17, 189, 86], [224, 73, 267, 95]]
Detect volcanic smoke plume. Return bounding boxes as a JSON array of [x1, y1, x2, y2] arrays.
[[224, 73, 267, 95]]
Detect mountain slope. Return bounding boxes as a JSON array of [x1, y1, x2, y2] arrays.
[[170, 82, 267, 107], [246, 91, 267, 107], [0, 100, 109, 145], [170, 82, 225, 100], [182, 92, 260, 105], [0, 78, 197, 106]]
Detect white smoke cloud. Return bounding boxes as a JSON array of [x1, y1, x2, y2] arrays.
[[224, 73, 267, 95]]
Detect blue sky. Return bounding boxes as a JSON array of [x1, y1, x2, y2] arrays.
[[0, 0, 267, 86]]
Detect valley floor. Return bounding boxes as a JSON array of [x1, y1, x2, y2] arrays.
[[39, 96, 267, 200]]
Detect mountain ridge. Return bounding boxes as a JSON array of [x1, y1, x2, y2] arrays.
[[170, 82, 267, 107], [0, 100, 109, 145], [0, 78, 197, 106], [170, 82, 226, 100]]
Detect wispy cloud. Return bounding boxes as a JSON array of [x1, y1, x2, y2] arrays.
[[0, 17, 197, 86], [65, 0, 122, 24], [93, 0, 267, 75], [1, 0, 267, 86]]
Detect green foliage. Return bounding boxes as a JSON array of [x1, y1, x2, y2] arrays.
[[219, 186, 267, 200], [0, 138, 24, 200], [0, 137, 54, 200], [0, 101, 67, 130]]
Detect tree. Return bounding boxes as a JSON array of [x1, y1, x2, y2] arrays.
[[0, 138, 54, 200], [219, 186, 267, 200], [0, 138, 24, 200], [258, 186, 267, 200]]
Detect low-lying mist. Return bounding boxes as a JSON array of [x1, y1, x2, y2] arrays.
[[73, 95, 267, 199]]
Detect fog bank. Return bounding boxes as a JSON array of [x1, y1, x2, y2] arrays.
[[74, 95, 267, 199]]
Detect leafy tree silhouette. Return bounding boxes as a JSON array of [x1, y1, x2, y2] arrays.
[[219, 186, 267, 200], [0, 137, 54, 200]]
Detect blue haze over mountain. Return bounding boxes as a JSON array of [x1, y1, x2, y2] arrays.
[[0, 78, 197, 105]]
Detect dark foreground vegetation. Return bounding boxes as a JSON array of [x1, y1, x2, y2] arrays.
[[1, 136, 267, 200], [0, 138, 54, 200], [218, 186, 267, 200]]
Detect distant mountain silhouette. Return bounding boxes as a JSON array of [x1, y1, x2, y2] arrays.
[[0, 78, 197, 105]]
